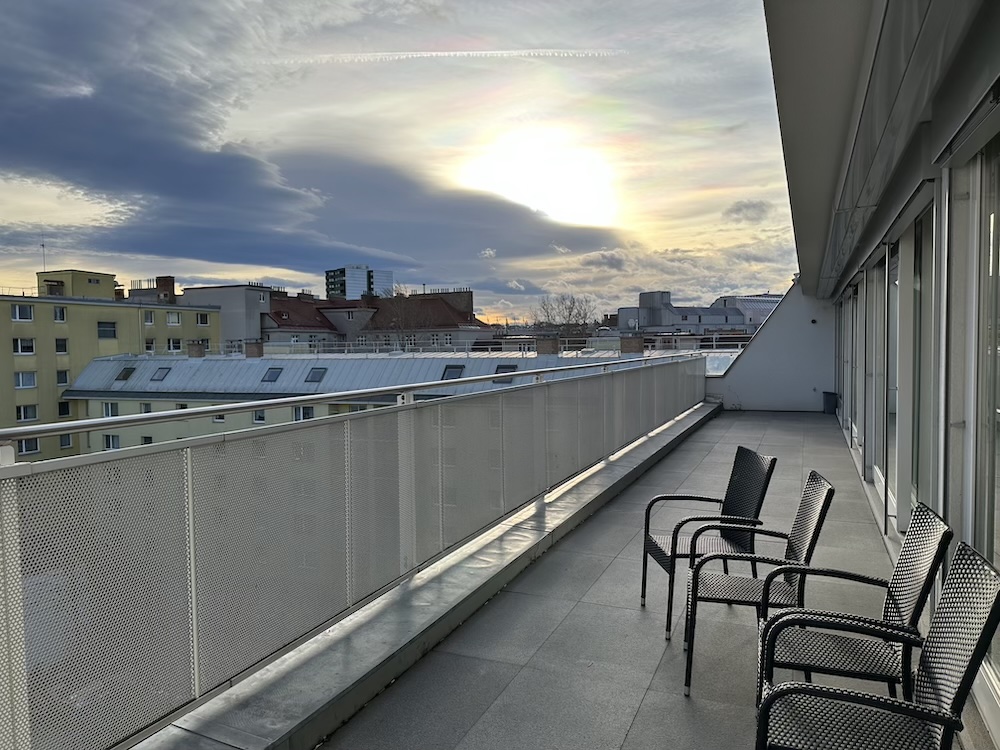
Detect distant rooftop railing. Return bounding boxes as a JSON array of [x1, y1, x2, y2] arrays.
[[0, 355, 705, 750]]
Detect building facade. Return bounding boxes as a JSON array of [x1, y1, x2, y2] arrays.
[[764, 0, 1000, 734], [325, 265, 394, 300], [2, 270, 221, 460], [616, 290, 780, 335]]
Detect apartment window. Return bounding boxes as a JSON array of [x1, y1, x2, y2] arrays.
[[103, 402, 119, 418], [15, 405, 38, 422], [493, 364, 518, 384], [176, 403, 188, 410], [145, 338, 156, 353], [294, 405, 315, 421], [167, 338, 182, 352], [56, 369, 69, 385], [347, 311, 355, 320], [55, 338, 67, 354], [140, 402, 152, 413], [10, 303, 33, 321], [144, 310, 154, 325], [97, 321, 117, 339], [103, 434, 120, 450], [17, 438, 39, 455], [261, 367, 283, 382], [404, 334, 416, 348], [357, 335, 368, 345], [196, 312, 209, 326], [13, 338, 35, 355], [59, 434, 73, 449], [213, 414, 226, 423], [140, 436, 153, 445], [305, 367, 327, 383], [166, 311, 181, 326], [57, 401, 71, 417], [115, 367, 135, 381], [259, 292, 266, 303], [53, 306, 66, 322], [151, 367, 171, 381], [88, 278, 101, 285], [442, 365, 465, 380], [14, 371, 36, 389], [290, 335, 299, 344], [430, 333, 440, 345], [253, 410, 266, 423], [443, 333, 452, 345]]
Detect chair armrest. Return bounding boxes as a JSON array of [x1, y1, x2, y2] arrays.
[[758, 682, 963, 742], [644, 494, 721, 531], [692, 550, 796, 579], [688, 524, 789, 566], [667, 516, 762, 557], [760, 610, 922, 685], [760, 565, 889, 619]]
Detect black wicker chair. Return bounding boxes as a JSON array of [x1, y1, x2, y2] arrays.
[[641, 445, 777, 640], [757, 502, 952, 703], [683, 470, 834, 695], [756, 543, 1000, 750]]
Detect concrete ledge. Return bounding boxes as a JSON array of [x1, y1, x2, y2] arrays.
[[137, 402, 721, 750]]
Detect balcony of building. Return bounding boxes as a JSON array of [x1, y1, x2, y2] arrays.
[[0, 324, 994, 750]]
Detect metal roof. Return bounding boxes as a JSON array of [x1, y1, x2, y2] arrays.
[[65, 351, 671, 402]]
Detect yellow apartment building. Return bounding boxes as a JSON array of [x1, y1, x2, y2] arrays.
[[2, 270, 220, 460]]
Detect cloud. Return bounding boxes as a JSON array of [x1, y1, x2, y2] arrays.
[[579, 247, 632, 271], [479, 247, 497, 258], [722, 200, 773, 224], [496, 299, 514, 308], [506, 279, 525, 290], [550, 243, 572, 254]]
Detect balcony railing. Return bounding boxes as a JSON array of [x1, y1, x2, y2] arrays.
[[0, 354, 705, 750]]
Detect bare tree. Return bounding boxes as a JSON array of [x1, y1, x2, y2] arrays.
[[531, 293, 597, 335]]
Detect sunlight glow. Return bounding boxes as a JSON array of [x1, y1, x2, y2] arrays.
[[456, 127, 620, 227]]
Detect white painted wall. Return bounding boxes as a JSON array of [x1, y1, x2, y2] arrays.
[[705, 280, 835, 411]]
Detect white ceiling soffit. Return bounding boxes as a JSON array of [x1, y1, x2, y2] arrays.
[[763, 0, 879, 298]]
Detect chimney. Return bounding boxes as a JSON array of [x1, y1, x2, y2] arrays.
[[245, 340, 264, 358], [156, 276, 177, 304], [535, 337, 559, 355], [187, 341, 206, 358]]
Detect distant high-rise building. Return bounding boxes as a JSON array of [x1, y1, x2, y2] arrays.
[[326, 265, 394, 300]]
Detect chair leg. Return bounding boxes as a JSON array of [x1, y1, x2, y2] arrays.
[[641, 549, 649, 606], [802, 670, 812, 683], [887, 681, 897, 698], [665, 558, 675, 640], [684, 590, 698, 696], [751, 560, 758, 578]]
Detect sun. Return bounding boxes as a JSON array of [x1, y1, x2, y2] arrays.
[[456, 127, 620, 227]]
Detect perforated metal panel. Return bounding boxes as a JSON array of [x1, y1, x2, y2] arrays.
[[407, 406, 443, 567], [546, 380, 582, 487], [347, 412, 403, 605], [191, 424, 349, 693], [441, 397, 505, 545], [500, 389, 548, 510], [7, 452, 194, 750], [577, 376, 606, 468]]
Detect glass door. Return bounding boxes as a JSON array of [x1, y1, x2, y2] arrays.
[[885, 248, 899, 514]]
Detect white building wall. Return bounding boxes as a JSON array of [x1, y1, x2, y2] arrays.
[[705, 281, 834, 411]]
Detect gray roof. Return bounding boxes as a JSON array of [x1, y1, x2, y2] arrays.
[[65, 351, 670, 402]]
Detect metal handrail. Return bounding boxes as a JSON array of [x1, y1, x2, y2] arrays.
[[0, 352, 703, 442]]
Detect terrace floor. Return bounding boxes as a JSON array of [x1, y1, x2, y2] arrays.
[[319, 411, 988, 750]]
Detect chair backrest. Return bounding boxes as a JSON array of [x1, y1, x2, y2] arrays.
[[882, 503, 952, 628], [782, 470, 834, 567], [914, 543, 1000, 716], [719, 446, 777, 550]]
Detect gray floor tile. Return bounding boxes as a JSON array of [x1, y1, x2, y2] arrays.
[[435, 591, 576, 665], [527, 601, 668, 687], [621, 688, 756, 750], [323, 651, 520, 750], [582, 556, 676, 614], [505, 549, 614, 600], [556, 518, 640, 557], [455, 667, 645, 750]]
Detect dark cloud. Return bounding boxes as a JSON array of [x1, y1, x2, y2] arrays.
[[579, 248, 632, 271], [722, 199, 773, 224]]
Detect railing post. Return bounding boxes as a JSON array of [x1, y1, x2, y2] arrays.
[[0, 477, 31, 747], [183, 447, 202, 697], [0, 442, 14, 467]]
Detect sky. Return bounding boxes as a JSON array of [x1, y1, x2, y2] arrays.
[[0, 0, 797, 322]]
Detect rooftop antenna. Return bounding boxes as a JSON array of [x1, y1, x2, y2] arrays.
[[40, 240, 46, 272]]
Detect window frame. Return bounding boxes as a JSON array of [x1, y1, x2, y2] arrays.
[[10, 303, 33, 322], [102, 434, 121, 450], [102, 402, 119, 418], [59, 434, 73, 449], [57, 401, 71, 417], [144, 310, 155, 325], [15, 404, 38, 422], [97, 321, 117, 339], [17, 438, 39, 455], [56, 369, 69, 386], [261, 367, 283, 383], [13, 338, 35, 355], [55, 338, 68, 354], [53, 306, 67, 322], [166, 338, 182, 352], [441, 364, 465, 380], [196, 312, 209, 326], [305, 367, 327, 383], [493, 364, 518, 384], [293, 405, 315, 421], [166, 311, 181, 326], [151, 367, 171, 381], [13, 371, 37, 389]]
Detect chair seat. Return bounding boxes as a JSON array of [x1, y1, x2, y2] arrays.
[[693, 571, 797, 608], [764, 624, 903, 681], [645, 533, 745, 569], [759, 684, 943, 750]]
